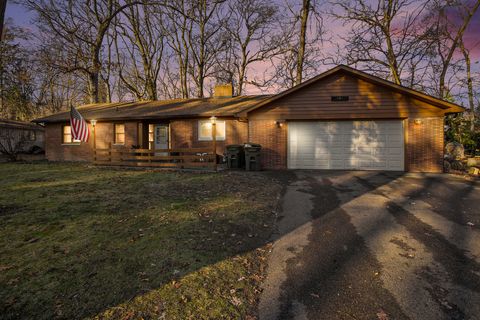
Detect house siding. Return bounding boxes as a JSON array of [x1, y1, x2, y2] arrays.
[[249, 72, 444, 120], [45, 121, 138, 162], [406, 117, 444, 173], [45, 119, 247, 161], [170, 119, 248, 155], [247, 72, 447, 173], [248, 120, 287, 170]]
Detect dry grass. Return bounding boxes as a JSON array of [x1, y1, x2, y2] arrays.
[[0, 162, 281, 320]]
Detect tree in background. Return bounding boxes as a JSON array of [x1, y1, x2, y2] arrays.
[[0, 23, 35, 120]]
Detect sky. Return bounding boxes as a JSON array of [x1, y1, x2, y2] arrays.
[[4, 1, 480, 97]]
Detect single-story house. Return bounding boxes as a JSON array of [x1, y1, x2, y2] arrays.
[[33, 65, 464, 172], [0, 119, 45, 154]]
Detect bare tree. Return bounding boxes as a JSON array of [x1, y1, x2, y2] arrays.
[[426, 0, 480, 99], [330, 0, 431, 86], [0, 128, 27, 161], [113, 3, 165, 101], [19, 0, 147, 104], [219, 0, 280, 95], [268, 0, 325, 89]]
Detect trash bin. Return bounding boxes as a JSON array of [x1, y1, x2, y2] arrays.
[[226, 144, 245, 169], [244, 143, 262, 171]]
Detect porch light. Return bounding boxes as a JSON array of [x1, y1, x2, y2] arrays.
[[210, 116, 217, 124], [414, 119, 422, 125], [91, 119, 97, 127], [275, 120, 285, 128]]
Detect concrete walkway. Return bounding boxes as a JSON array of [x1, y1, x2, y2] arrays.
[[259, 171, 480, 320]]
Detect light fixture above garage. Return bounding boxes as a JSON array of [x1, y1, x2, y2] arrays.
[[275, 120, 285, 128]]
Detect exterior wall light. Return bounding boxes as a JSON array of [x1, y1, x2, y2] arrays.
[[91, 119, 97, 127], [414, 119, 423, 125], [275, 120, 285, 128]]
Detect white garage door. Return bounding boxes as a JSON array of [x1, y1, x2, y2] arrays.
[[288, 121, 404, 171]]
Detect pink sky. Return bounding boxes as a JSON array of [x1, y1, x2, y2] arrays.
[[5, 0, 480, 97]]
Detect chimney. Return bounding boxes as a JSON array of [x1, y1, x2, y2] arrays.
[[213, 84, 233, 98]]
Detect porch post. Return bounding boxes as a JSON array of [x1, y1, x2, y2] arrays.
[[91, 120, 97, 162], [210, 116, 217, 171]]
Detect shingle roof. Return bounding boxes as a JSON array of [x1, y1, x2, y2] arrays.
[[33, 95, 272, 123], [0, 119, 45, 130]]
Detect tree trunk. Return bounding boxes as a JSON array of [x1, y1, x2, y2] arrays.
[[295, 0, 310, 86], [88, 72, 99, 104], [439, 0, 480, 98], [459, 39, 474, 131]]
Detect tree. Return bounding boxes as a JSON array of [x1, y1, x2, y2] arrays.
[[19, 0, 148, 104], [113, 3, 166, 100], [220, 0, 280, 95], [330, 0, 431, 86], [428, 0, 480, 99], [0, 0, 6, 38], [0, 127, 27, 161], [268, 0, 325, 89], [186, 0, 227, 97], [0, 23, 35, 120]]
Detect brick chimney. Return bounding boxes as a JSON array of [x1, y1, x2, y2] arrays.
[[213, 84, 233, 98]]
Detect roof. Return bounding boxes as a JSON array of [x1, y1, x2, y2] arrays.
[[238, 65, 465, 116], [33, 65, 464, 124], [33, 95, 272, 123], [0, 119, 45, 130]]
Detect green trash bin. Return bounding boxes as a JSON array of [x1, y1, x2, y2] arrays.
[[244, 143, 262, 171], [226, 144, 245, 169]]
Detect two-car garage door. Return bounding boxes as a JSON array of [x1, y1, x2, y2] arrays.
[[288, 120, 404, 171]]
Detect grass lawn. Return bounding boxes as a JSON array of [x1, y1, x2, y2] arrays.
[[0, 162, 282, 320]]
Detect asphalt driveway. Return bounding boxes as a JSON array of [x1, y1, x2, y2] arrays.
[[259, 171, 480, 320]]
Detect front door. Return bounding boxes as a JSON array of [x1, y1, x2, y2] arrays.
[[154, 124, 169, 156]]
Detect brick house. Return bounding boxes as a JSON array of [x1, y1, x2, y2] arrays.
[[34, 65, 464, 172]]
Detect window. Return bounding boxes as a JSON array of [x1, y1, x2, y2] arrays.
[[148, 124, 154, 149], [62, 125, 80, 144], [198, 120, 226, 141], [114, 124, 125, 145]]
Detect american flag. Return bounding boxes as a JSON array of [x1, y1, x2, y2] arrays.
[[70, 105, 90, 142]]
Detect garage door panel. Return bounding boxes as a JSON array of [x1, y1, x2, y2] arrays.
[[288, 120, 404, 171]]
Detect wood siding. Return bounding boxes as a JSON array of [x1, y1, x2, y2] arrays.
[[249, 72, 445, 120]]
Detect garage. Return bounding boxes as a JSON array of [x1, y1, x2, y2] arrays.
[[243, 65, 464, 172], [288, 120, 404, 171]]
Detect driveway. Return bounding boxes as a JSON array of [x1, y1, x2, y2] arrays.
[[259, 171, 480, 320]]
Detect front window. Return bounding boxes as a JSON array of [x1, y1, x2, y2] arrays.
[[198, 120, 226, 141], [114, 124, 125, 145], [63, 125, 80, 144]]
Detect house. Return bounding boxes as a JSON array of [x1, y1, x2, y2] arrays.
[[0, 119, 45, 155], [33, 65, 464, 173]]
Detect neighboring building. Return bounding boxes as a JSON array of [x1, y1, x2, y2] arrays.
[[33, 65, 464, 173], [0, 119, 45, 154]]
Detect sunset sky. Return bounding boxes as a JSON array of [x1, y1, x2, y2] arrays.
[[4, 1, 480, 97]]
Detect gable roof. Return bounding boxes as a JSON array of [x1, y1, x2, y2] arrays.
[[237, 65, 465, 116], [33, 95, 272, 123]]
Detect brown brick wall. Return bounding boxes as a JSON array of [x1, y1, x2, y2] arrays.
[[45, 119, 247, 162], [248, 120, 287, 169], [170, 119, 248, 155], [45, 121, 139, 162], [406, 117, 444, 173]]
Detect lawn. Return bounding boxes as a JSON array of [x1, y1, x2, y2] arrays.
[[0, 162, 282, 320]]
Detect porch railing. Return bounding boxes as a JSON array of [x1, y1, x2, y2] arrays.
[[93, 145, 217, 170]]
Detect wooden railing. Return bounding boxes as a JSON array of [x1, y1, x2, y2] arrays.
[[93, 146, 217, 170]]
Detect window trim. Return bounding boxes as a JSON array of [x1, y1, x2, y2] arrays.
[[114, 123, 126, 145], [198, 120, 226, 141], [62, 124, 81, 145]]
